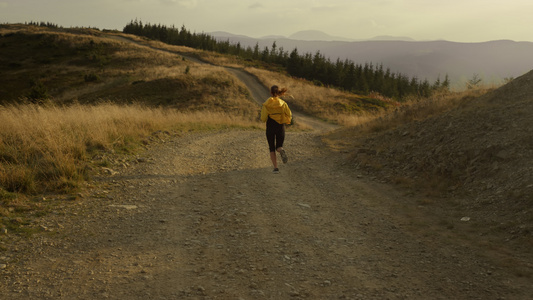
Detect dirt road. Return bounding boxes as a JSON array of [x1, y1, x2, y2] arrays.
[[1, 124, 531, 299]]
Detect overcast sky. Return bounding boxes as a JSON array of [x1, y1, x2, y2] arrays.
[[1, 0, 532, 42]]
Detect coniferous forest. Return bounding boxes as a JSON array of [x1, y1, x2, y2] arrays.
[[123, 20, 450, 100]]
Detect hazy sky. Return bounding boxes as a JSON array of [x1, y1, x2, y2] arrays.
[[1, 0, 532, 42]]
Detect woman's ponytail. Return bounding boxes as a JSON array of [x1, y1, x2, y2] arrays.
[[271, 85, 288, 97]]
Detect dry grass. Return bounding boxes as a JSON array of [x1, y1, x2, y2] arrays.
[[0, 25, 263, 201], [1, 26, 260, 118], [245, 67, 399, 124], [357, 88, 493, 134], [98, 32, 399, 126], [324, 87, 493, 155], [0, 103, 259, 195], [246, 65, 494, 129], [107, 32, 201, 56], [120, 35, 245, 68]]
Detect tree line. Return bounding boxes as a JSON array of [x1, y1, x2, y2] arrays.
[[123, 20, 449, 100], [25, 21, 60, 28]]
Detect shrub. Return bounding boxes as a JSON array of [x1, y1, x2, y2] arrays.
[[84, 72, 99, 82], [26, 79, 50, 103]]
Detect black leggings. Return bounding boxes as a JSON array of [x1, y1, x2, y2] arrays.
[[266, 117, 285, 152]]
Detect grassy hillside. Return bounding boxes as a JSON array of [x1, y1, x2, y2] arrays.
[[1, 24, 265, 188], [325, 70, 533, 249], [99, 33, 401, 124], [0, 25, 258, 115], [0, 24, 266, 233], [0, 24, 401, 233]]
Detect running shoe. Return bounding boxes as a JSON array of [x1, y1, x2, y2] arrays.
[[273, 168, 280, 174], [280, 149, 288, 164]]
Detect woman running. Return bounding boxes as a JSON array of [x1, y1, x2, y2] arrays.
[[260, 85, 292, 174]]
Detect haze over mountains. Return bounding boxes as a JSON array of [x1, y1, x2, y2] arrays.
[[211, 30, 533, 89]]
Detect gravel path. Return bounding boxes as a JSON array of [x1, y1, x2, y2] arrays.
[[1, 126, 531, 299]]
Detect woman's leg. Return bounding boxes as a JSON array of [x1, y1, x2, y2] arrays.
[[266, 123, 277, 169], [275, 124, 287, 163], [266, 119, 285, 170], [270, 151, 278, 169], [275, 124, 285, 150]]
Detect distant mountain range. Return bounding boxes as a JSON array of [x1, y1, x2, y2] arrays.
[[211, 30, 415, 42], [210, 30, 533, 88]]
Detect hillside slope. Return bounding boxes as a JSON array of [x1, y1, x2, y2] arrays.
[[339, 70, 533, 245], [0, 25, 258, 118]]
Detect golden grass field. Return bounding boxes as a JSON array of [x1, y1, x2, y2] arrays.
[[0, 103, 258, 192]]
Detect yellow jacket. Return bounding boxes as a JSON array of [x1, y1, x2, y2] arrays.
[[261, 97, 292, 124]]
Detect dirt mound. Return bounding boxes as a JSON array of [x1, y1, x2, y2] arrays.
[[351, 70, 533, 243]]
